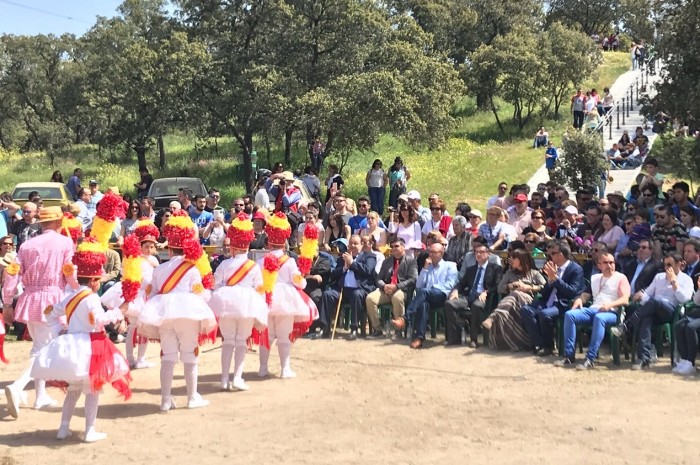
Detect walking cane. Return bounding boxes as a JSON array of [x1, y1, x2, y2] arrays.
[[330, 288, 344, 341]]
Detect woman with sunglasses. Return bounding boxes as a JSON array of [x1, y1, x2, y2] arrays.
[[482, 248, 546, 351], [120, 201, 142, 238], [366, 159, 388, 216], [421, 199, 452, 243], [521, 208, 551, 246]]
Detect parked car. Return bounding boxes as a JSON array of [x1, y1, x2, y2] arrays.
[[147, 177, 208, 210], [11, 182, 72, 207]]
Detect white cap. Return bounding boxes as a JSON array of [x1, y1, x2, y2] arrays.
[[407, 190, 421, 200], [469, 209, 482, 219], [564, 205, 578, 215]]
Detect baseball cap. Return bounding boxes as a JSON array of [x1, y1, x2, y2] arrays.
[[331, 238, 348, 252], [514, 194, 528, 203], [469, 209, 482, 219], [607, 190, 626, 199], [407, 190, 421, 201], [398, 194, 409, 203], [564, 205, 579, 215], [89, 179, 98, 185]]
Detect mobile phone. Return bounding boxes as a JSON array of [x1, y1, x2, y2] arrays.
[[213, 210, 221, 221]]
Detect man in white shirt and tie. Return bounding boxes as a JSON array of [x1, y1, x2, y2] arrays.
[[392, 243, 457, 349], [612, 252, 695, 369]]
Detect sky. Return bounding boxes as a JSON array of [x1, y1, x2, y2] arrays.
[[0, 0, 124, 36]]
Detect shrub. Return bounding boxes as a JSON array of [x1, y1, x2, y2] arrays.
[[549, 128, 606, 192]]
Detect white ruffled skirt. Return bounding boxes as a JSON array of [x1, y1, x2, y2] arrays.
[[136, 292, 216, 340], [209, 287, 268, 327]]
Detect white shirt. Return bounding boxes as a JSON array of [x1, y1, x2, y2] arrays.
[[254, 189, 271, 209], [641, 271, 695, 306], [75, 200, 95, 231]]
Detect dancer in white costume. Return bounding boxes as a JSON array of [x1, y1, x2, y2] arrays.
[[257, 212, 318, 379], [209, 213, 268, 391], [101, 219, 160, 368], [137, 211, 216, 412], [31, 238, 131, 443]]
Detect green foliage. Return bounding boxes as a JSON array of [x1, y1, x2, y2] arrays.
[[550, 129, 606, 191], [545, 0, 622, 36], [651, 134, 700, 189]]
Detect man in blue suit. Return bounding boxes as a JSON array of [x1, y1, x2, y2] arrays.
[[319, 235, 376, 340], [521, 240, 585, 355]]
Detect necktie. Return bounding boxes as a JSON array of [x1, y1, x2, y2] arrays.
[[546, 268, 562, 307], [390, 258, 399, 285], [469, 267, 483, 301], [686, 263, 695, 277]]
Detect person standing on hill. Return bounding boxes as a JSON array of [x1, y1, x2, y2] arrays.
[[570, 89, 586, 130], [66, 168, 83, 201]]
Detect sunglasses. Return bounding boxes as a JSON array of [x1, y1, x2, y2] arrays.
[[532, 216, 543, 220], [21, 210, 32, 214], [638, 245, 650, 249], [643, 193, 653, 197], [430, 207, 441, 211], [2, 242, 13, 246], [235, 204, 244, 207], [524, 240, 536, 244]]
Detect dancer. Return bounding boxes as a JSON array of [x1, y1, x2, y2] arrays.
[[209, 213, 267, 391], [137, 211, 216, 412], [31, 238, 131, 442], [101, 219, 160, 369], [3, 206, 78, 418], [257, 212, 318, 378]]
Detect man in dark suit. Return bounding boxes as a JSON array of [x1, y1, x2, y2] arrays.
[[683, 239, 700, 290], [444, 243, 503, 347], [319, 235, 376, 340], [622, 239, 661, 294], [582, 242, 607, 284], [365, 238, 418, 338], [520, 240, 585, 355], [303, 251, 333, 338]]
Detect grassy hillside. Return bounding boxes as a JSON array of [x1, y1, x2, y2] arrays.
[[0, 52, 630, 211]]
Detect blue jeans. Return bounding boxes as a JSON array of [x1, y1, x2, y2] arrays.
[[520, 303, 560, 349], [368, 187, 386, 215], [563, 307, 618, 360], [405, 288, 447, 341]]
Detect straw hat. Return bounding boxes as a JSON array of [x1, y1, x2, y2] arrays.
[[37, 206, 64, 223]]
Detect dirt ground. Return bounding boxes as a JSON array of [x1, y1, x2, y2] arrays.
[[1, 333, 699, 465]]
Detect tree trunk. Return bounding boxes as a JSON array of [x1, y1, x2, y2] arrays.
[[133, 143, 148, 172], [490, 96, 506, 136], [305, 122, 315, 159], [476, 89, 490, 110], [0, 127, 6, 149], [284, 127, 293, 166], [242, 129, 255, 193], [265, 136, 272, 168], [158, 134, 166, 169], [74, 124, 82, 144]]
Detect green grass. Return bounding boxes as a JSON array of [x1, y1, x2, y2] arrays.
[[0, 51, 630, 212]]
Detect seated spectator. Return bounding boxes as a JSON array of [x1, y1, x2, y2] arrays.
[[444, 243, 503, 347], [554, 252, 631, 369], [582, 241, 608, 282], [444, 216, 472, 270], [101, 247, 122, 294], [611, 253, 694, 369], [387, 204, 422, 257], [10, 202, 40, 250], [576, 204, 605, 249], [615, 213, 638, 262], [652, 205, 689, 258], [202, 213, 227, 248], [366, 235, 385, 273], [500, 209, 518, 245], [408, 190, 431, 225], [360, 211, 388, 248], [120, 200, 142, 238], [421, 199, 452, 242], [606, 143, 622, 168], [254, 177, 272, 210], [324, 192, 353, 227], [416, 231, 447, 270], [680, 205, 700, 239], [508, 194, 533, 240], [523, 232, 544, 255], [633, 126, 650, 155], [467, 209, 483, 237], [533, 127, 549, 148], [521, 240, 586, 355], [629, 208, 652, 247], [323, 212, 351, 252], [454, 202, 472, 219], [486, 182, 509, 209], [324, 164, 344, 204], [521, 208, 551, 245], [598, 210, 625, 251], [482, 248, 546, 351], [529, 191, 546, 211], [460, 235, 502, 277], [618, 129, 631, 146], [479, 207, 508, 251], [674, 280, 700, 375], [349, 196, 377, 233], [365, 238, 418, 338], [319, 235, 376, 339], [638, 158, 664, 200], [249, 211, 268, 250], [301, 166, 322, 203], [672, 181, 700, 221], [391, 242, 458, 349], [302, 248, 333, 338]]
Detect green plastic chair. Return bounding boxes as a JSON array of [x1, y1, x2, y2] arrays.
[[631, 302, 691, 366]]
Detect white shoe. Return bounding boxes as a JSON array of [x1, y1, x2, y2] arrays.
[[159, 396, 177, 413], [5, 384, 21, 419], [673, 360, 689, 374], [134, 359, 155, 369], [258, 368, 269, 378], [677, 363, 696, 376], [187, 394, 209, 409], [34, 395, 59, 410], [231, 378, 249, 391], [83, 428, 107, 443], [57, 425, 72, 440], [281, 368, 297, 379], [221, 377, 232, 391]]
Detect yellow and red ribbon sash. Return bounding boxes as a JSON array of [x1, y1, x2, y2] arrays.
[[65, 290, 93, 325], [159, 262, 195, 294], [278, 254, 290, 267], [226, 259, 256, 286]]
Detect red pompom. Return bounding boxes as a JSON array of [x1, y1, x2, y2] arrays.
[[134, 220, 160, 241], [263, 254, 280, 272], [202, 273, 215, 290], [297, 256, 312, 276], [171, 209, 188, 218], [182, 238, 203, 262], [122, 234, 141, 258], [95, 192, 124, 223], [121, 280, 140, 303], [304, 224, 319, 240]]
